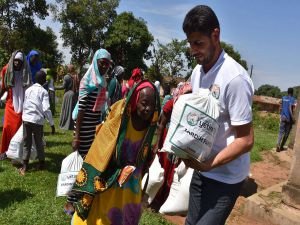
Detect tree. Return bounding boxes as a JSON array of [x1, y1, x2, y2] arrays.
[[0, 47, 9, 68], [53, 0, 119, 66], [0, 1, 62, 70], [104, 12, 153, 78], [147, 39, 189, 81], [0, 0, 48, 52], [221, 41, 248, 70], [255, 84, 282, 98]]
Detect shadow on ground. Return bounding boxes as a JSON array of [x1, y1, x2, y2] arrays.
[[39, 152, 67, 174], [0, 188, 33, 209], [240, 177, 258, 197]]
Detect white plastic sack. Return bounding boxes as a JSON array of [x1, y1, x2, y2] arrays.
[[161, 89, 220, 162], [159, 167, 193, 215], [56, 151, 83, 197], [6, 124, 37, 162], [176, 161, 188, 180], [142, 155, 164, 204]]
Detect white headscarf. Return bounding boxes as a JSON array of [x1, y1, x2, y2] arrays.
[[14, 52, 23, 61]]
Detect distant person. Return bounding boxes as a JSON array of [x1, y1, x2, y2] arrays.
[[56, 64, 80, 130], [161, 83, 172, 108], [151, 82, 192, 210], [27, 50, 42, 83], [0, 50, 31, 160], [182, 5, 254, 225], [19, 70, 55, 175], [154, 80, 160, 94], [276, 87, 296, 152], [107, 65, 124, 106], [128, 68, 143, 89]]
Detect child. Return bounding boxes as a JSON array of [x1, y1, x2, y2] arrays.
[[19, 70, 55, 175]]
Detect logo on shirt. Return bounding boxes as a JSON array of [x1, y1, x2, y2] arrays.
[[210, 84, 220, 99]]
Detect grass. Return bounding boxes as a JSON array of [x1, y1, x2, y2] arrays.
[[250, 109, 280, 162], [0, 100, 281, 224]]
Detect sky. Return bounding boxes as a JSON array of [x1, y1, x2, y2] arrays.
[[38, 0, 300, 91]]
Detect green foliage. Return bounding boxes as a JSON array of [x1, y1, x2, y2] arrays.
[[0, 47, 9, 68], [144, 64, 163, 83], [105, 11, 153, 78], [0, 0, 48, 52], [251, 109, 279, 162], [140, 210, 175, 225], [255, 84, 282, 98], [221, 41, 248, 70], [148, 39, 189, 78], [0, 1, 62, 70], [54, 0, 119, 66]]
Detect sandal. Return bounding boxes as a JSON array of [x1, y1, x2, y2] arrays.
[[18, 167, 26, 176], [64, 203, 75, 216]]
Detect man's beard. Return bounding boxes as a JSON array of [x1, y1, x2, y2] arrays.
[[197, 44, 216, 66]]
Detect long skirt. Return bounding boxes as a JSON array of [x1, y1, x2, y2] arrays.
[[1, 99, 22, 153], [72, 169, 143, 225], [59, 90, 77, 130]]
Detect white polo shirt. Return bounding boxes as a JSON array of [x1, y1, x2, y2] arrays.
[[191, 50, 254, 184]]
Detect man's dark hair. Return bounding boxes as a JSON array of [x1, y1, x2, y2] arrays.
[[288, 87, 294, 95], [35, 70, 46, 84], [183, 5, 220, 36]]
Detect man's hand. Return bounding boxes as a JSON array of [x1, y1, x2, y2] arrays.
[[182, 156, 215, 172], [51, 125, 55, 135]]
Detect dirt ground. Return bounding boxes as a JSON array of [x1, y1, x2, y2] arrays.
[[163, 148, 293, 225]]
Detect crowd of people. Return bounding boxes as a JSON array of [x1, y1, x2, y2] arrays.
[[0, 4, 278, 225]]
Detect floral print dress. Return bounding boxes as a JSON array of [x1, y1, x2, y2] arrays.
[[72, 118, 147, 225]]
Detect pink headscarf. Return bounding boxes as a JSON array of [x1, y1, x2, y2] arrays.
[[130, 81, 154, 112]]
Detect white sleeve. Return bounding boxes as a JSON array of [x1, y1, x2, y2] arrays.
[[225, 75, 254, 126], [42, 90, 54, 126]]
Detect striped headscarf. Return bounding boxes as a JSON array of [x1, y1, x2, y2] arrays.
[[111, 65, 124, 78], [79, 48, 112, 111]]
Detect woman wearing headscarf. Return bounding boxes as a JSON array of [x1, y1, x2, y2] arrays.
[[64, 48, 112, 214], [150, 82, 192, 210], [107, 65, 124, 106], [26, 50, 42, 83], [128, 67, 143, 90], [71, 80, 160, 225], [56, 65, 80, 130], [0, 50, 31, 159]]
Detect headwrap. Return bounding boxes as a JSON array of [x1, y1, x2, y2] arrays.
[[26, 50, 42, 83], [4, 50, 31, 88], [78, 48, 112, 111], [72, 80, 160, 220], [128, 67, 143, 89], [15, 52, 23, 61], [130, 81, 154, 112], [154, 80, 160, 93], [111, 65, 124, 78], [173, 81, 192, 103]]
